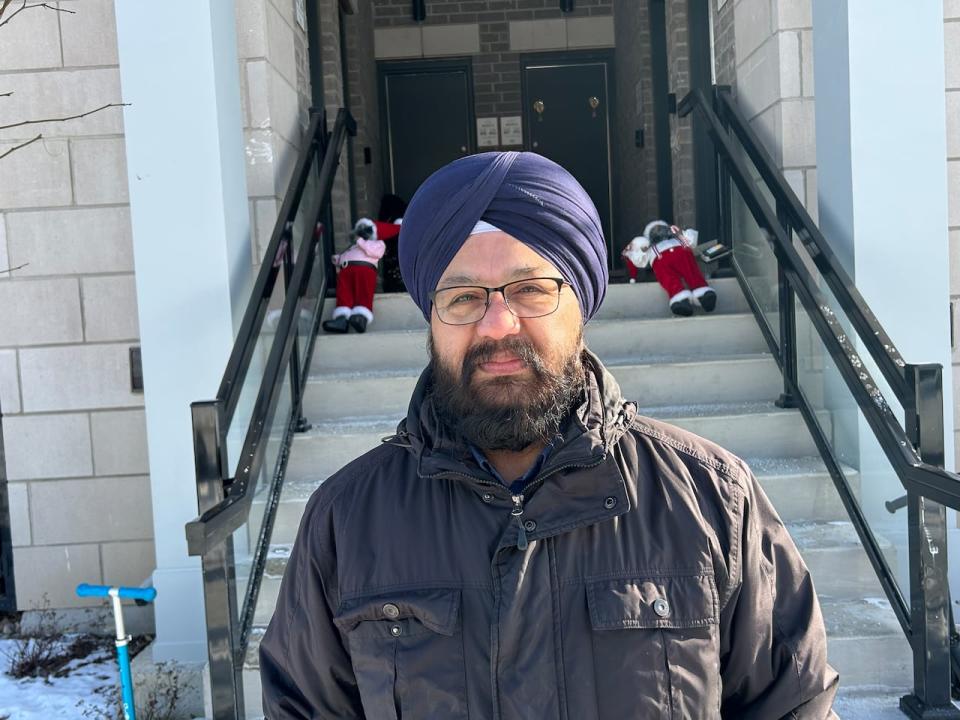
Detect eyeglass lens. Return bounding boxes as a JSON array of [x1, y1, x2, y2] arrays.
[[434, 278, 562, 325]]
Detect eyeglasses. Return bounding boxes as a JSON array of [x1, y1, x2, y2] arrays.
[[429, 277, 569, 326]]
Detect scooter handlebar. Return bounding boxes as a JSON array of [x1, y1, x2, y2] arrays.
[[76, 583, 157, 603]]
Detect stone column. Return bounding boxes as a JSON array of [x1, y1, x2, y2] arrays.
[[114, 0, 251, 662], [813, 0, 955, 598]]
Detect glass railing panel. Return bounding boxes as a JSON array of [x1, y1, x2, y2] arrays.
[[290, 155, 320, 265], [793, 295, 912, 687], [235, 360, 294, 628], [225, 273, 288, 479], [729, 181, 780, 345], [297, 229, 328, 375]]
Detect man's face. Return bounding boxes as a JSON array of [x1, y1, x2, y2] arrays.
[[427, 232, 586, 451]]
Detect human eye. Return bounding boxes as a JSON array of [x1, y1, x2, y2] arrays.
[[511, 280, 553, 295], [445, 288, 484, 306]]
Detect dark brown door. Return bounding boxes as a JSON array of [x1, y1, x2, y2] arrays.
[[522, 55, 614, 258], [379, 59, 476, 204]]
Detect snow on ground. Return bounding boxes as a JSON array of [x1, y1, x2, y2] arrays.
[[0, 637, 119, 719]]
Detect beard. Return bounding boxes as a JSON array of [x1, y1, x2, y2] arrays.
[[427, 333, 586, 452]]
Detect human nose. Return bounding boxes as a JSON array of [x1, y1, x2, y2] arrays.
[[475, 290, 520, 340]]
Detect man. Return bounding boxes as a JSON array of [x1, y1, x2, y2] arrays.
[[260, 151, 839, 718]]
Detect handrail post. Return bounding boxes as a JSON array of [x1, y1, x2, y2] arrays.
[[900, 364, 959, 718], [774, 199, 798, 409], [193, 401, 245, 720]]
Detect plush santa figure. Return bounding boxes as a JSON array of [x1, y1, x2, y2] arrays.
[[322, 218, 386, 334], [622, 220, 717, 317]]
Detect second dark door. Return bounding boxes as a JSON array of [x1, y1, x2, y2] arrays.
[[522, 54, 614, 255]]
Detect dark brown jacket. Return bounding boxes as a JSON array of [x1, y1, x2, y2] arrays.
[[260, 352, 839, 718]]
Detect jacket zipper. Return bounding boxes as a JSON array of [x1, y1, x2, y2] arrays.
[[511, 494, 528, 550]]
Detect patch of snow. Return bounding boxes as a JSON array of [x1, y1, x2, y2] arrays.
[[0, 638, 117, 719]]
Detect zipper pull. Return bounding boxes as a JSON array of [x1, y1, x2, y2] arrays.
[[511, 494, 528, 550]]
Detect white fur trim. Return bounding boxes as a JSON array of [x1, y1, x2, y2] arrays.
[[692, 285, 714, 298], [350, 305, 373, 322], [669, 289, 693, 305], [470, 220, 501, 236], [332, 305, 352, 319], [643, 220, 669, 238]]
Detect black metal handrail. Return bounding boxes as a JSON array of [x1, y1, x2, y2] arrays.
[[678, 88, 960, 509], [679, 86, 960, 716], [184, 108, 355, 720]]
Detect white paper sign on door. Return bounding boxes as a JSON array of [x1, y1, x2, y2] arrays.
[[477, 117, 500, 147], [500, 116, 523, 146]]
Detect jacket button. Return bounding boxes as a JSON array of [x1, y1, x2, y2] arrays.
[[653, 598, 670, 618], [482, 492, 494, 503], [523, 519, 537, 532], [604, 496, 617, 509], [390, 624, 402, 637], [382, 603, 400, 619]]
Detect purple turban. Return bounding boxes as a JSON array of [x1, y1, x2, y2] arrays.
[[398, 151, 608, 323]]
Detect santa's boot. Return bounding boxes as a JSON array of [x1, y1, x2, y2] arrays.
[[322, 316, 349, 333], [348, 314, 368, 333], [670, 298, 694, 317], [697, 288, 717, 312]]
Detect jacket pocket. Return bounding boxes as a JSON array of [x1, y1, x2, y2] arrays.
[[586, 574, 720, 720], [335, 588, 468, 720]]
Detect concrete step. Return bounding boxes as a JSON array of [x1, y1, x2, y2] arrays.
[[301, 355, 783, 424], [322, 277, 751, 332], [310, 312, 769, 377], [749, 456, 859, 523], [789, 521, 897, 600], [821, 596, 912, 689], [645, 401, 822, 458]]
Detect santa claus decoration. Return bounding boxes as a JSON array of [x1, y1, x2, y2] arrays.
[[322, 218, 386, 333], [622, 220, 717, 317]]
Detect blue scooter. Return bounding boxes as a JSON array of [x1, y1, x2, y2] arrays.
[[76, 583, 158, 720]]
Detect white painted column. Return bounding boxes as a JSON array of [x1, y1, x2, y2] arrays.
[[813, 0, 955, 590], [115, 1, 251, 662]]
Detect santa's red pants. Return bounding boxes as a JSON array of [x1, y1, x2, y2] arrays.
[[624, 257, 639, 280], [335, 263, 377, 313], [651, 246, 709, 301]]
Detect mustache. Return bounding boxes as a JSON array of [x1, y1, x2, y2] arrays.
[[462, 336, 548, 382]]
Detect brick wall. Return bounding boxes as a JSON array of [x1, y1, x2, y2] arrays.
[[317, 0, 353, 250], [665, 0, 696, 227], [714, 0, 736, 87], [613, 0, 658, 247], [344, 2, 384, 219], [0, 0, 152, 612]]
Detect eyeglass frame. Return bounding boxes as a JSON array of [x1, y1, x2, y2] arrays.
[[428, 276, 570, 326]]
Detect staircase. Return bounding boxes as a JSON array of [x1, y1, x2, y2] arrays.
[[235, 277, 912, 717]]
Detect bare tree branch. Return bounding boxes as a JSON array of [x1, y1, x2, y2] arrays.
[[0, 133, 41, 160], [0, 102, 128, 132], [0, 92, 12, 98], [0, 263, 29, 275], [0, 1, 73, 28]]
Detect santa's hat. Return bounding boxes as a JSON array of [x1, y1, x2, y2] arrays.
[[643, 220, 669, 238], [352, 217, 377, 241]]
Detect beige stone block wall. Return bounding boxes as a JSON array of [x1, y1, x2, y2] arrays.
[[0, 0, 153, 612], [947, 3, 960, 468], [236, 0, 315, 264], [729, 0, 817, 220]]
